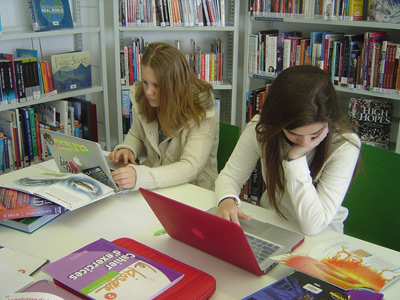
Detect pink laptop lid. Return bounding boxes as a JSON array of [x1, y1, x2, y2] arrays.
[[140, 188, 272, 275]]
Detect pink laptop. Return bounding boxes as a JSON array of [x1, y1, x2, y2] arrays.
[[139, 188, 304, 276]]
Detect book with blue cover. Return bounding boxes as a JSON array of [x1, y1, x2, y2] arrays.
[[27, 0, 74, 31], [50, 51, 92, 93], [242, 271, 350, 300]]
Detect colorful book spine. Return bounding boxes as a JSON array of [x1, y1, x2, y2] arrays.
[[0, 133, 4, 174], [27, 107, 39, 163], [19, 107, 34, 165]]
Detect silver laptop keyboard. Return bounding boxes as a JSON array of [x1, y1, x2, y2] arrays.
[[245, 233, 282, 264]]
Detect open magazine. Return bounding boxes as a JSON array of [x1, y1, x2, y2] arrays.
[[271, 238, 400, 293], [0, 164, 115, 211]]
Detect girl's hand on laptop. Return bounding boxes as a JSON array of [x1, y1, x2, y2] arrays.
[[108, 149, 137, 165], [217, 198, 251, 226], [111, 167, 137, 189]]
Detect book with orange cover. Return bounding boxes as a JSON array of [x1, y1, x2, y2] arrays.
[[271, 238, 400, 293]]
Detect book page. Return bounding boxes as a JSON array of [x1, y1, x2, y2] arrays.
[[0, 165, 114, 210], [4, 292, 63, 300], [0, 245, 48, 275], [0, 265, 33, 298]]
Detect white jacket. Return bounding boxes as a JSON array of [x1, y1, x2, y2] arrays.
[[215, 115, 361, 235], [115, 84, 219, 191]]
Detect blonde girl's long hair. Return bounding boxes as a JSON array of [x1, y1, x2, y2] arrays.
[[136, 42, 212, 136]]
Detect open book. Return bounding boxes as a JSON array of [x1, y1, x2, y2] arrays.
[[42, 238, 184, 300], [271, 239, 400, 293], [0, 164, 115, 211]]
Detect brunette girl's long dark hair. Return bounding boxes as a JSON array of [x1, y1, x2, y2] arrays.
[[256, 65, 357, 218]]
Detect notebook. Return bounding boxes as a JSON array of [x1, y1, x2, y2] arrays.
[[139, 188, 305, 276], [41, 129, 125, 192]]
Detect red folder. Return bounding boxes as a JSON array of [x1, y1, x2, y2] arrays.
[[53, 238, 216, 300]]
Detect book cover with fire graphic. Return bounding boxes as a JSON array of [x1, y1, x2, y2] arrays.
[[271, 239, 400, 293]]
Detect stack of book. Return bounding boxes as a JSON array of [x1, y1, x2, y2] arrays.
[[0, 187, 66, 233]]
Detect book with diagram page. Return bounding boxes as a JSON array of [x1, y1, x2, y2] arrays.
[[0, 164, 114, 211], [42, 238, 184, 300], [271, 238, 400, 293]]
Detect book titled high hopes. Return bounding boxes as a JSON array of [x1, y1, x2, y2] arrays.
[[42, 238, 184, 299]]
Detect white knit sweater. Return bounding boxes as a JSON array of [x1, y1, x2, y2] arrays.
[[215, 115, 361, 235], [115, 84, 219, 191]]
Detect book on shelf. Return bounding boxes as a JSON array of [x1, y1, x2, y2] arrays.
[[271, 238, 400, 293], [41, 238, 185, 300], [0, 214, 61, 233], [347, 0, 364, 21], [320, 32, 344, 72], [0, 164, 115, 211], [309, 31, 331, 67], [0, 133, 4, 173], [69, 97, 98, 142], [348, 97, 393, 149], [367, 0, 400, 24], [242, 271, 351, 300], [0, 110, 23, 169], [16, 48, 42, 100], [50, 50, 92, 94], [18, 107, 35, 166], [0, 53, 18, 105], [0, 119, 17, 172], [340, 34, 364, 87], [0, 187, 66, 220], [27, 0, 74, 31], [277, 31, 302, 73]]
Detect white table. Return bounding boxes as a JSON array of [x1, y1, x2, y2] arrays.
[[1, 162, 399, 299]]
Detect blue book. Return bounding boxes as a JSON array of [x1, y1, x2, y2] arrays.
[[27, 0, 74, 32], [3, 136, 10, 172], [242, 271, 350, 300], [0, 133, 4, 174], [50, 51, 92, 93], [19, 107, 34, 165]]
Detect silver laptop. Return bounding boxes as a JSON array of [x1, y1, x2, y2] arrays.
[[139, 188, 305, 275], [41, 129, 125, 192]]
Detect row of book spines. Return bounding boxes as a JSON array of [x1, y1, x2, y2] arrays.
[[0, 57, 56, 106], [120, 42, 224, 86], [249, 31, 400, 93], [0, 103, 87, 173], [249, 0, 364, 21], [245, 84, 271, 123], [120, 0, 225, 27], [240, 159, 265, 205]]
